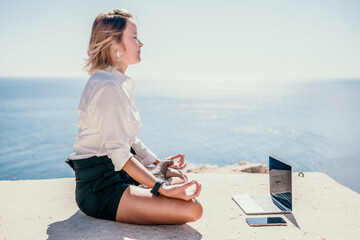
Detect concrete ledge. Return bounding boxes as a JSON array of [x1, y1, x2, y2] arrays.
[[1, 169, 360, 239]]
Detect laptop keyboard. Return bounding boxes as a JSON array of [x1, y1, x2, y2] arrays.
[[251, 195, 288, 211]]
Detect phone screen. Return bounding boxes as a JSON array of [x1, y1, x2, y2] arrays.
[[246, 217, 287, 226]]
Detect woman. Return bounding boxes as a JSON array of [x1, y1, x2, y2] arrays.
[[66, 9, 203, 225]]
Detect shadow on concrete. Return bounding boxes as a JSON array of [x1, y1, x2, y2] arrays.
[[47, 210, 202, 240], [283, 213, 300, 229]]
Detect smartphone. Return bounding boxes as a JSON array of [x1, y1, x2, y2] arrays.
[[246, 217, 287, 227]]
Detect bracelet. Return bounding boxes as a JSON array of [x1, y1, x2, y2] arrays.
[[150, 180, 164, 196]]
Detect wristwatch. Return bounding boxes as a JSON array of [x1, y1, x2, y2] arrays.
[[151, 180, 164, 196]]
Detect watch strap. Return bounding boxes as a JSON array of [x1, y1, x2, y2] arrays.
[[151, 180, 164, 196]]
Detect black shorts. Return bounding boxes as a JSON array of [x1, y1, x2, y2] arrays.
[[67, 155, 139, 221]]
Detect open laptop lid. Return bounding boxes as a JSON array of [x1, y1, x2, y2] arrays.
[[269, 156, 292, 211]]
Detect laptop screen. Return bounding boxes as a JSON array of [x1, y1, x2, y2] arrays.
[[269, 156, 292, 210]]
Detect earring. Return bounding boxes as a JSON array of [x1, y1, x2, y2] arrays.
[[116, 50, 121, 58]]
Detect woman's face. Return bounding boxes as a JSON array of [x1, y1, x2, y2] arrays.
[[117, 19, 143, 66]]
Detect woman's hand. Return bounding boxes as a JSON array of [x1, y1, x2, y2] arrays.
[[163, 154, 187, 170], [159, 180, 202, 201]]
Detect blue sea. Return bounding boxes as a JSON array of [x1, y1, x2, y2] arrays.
[[0, 77, 359, 193]]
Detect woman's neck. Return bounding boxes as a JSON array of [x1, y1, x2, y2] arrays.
[[118, 64, 128, 74]]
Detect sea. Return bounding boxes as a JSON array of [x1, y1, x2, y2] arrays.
[[0, 77, 359, 193]]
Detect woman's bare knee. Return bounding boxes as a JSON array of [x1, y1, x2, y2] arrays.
[[182, 199, 203, 222]]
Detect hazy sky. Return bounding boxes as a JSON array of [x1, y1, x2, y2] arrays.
[[0, 0, 359, 80]]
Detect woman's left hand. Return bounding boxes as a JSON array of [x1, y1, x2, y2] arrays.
[[163, 154, 187, 170]]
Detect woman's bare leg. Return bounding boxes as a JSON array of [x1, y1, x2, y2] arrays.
[[116, 185, 203, 224]]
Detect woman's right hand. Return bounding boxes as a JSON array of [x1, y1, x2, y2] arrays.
[[159, 180, 202, 201]]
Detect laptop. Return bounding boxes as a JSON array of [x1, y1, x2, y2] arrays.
[[231, 156, 292, 214]]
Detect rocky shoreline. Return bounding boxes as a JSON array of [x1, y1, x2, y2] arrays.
[[186, 161, 269, 174], [1, 162, 360, 239]]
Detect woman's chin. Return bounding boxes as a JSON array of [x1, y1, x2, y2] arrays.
[[128, 59, 141, 66]]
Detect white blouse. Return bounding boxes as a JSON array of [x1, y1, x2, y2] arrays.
[[68, 66, 158, 171]]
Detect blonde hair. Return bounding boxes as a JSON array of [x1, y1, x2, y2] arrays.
[[84, 9, 133, 75]]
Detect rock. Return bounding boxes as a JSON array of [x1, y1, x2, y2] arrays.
[[186, 162, 269, 174], [239, 164, 269, 174]]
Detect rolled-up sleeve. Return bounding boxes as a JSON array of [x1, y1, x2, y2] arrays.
[[92, 83, 133, 171], [132, 137, 158, 166]]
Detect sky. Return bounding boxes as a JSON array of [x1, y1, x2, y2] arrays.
[[0, 0, 359, 80]]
